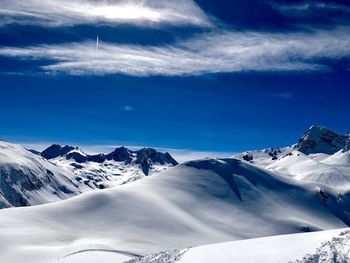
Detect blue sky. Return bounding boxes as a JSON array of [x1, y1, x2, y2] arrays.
[[0, 0, 349, 159]]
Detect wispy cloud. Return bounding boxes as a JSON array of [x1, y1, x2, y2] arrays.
[[269, 0, 350, 23], [120, 105, 135, 111], [0, 0, 210, 27], [261, 91, 294, 100], [270, 1, 350, 14], [1, 27, 350, 76]]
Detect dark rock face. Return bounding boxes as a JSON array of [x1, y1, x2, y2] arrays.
[[134, 148, 178, 175], [41, 145, 76, 159], [65, 152, 88, 163], [136, 148, 178, 165], [294, 126, 349, 155], [106, 147, 132, 163], [0, 168, 53, 208], [87, 154, 107, 163]]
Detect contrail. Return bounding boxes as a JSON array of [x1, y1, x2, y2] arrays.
[[96, 36, 99, 50]]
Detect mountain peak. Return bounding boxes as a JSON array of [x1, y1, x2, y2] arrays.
[[41, 144, 76, 159], [135, 148, 178, 175], [107, 147, 132, 163], [294, 125, 349, 155]]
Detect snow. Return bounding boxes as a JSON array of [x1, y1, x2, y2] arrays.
[[126, 249, 187, 263], [49, 157, 171, 189], [236, 149, 350, 189], [121, 229, 350, 263], [178, 228, 349, 263], [266, 151, 350, 188], [0, 158, 349, 263], [293, 230, 350, 262]]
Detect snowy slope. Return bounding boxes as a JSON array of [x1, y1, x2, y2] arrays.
[[0, 141, 91, 208], [0, 158, 350, 263], [133, 228, 350, 263], [235, 126, 350, 188]]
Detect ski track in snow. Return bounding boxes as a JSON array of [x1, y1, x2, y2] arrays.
[[64, 248, 144, 258]]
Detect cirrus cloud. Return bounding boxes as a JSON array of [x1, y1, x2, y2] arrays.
[[0, 0, 210, 27], [0, 28, 350, 76]]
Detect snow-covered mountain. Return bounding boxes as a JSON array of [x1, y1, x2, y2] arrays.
[[0, 141, 177, 208], [41, 144, 178, 188], [295, 125, 349, 155], [0, 158, 350, 263], [0, 141, 92, 208], [41, 144, 177, 175], [235, 126, 350, 188]]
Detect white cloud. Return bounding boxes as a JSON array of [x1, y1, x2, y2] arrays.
[[0, 0, 210, 27], [0, 27, 350, 76]]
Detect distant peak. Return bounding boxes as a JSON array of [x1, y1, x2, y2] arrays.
[[135, 148, 178, 175], [295, 125, 349, 155], [107, 147, 132, 163], [41, 144, 76, 159], [307, 125, 336, 135], [112, 146, 130, 153]]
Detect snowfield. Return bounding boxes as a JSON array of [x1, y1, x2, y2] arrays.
[[0, 157, 349, 263]]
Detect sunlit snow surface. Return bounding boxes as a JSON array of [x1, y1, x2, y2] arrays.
[[134, 228, 350, 263], [235, 148, 350, 189], [0, 158, 349, 263]]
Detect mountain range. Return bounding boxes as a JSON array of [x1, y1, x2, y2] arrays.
[[0, 143, 178, 208], [0, 125, 349, 263]]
